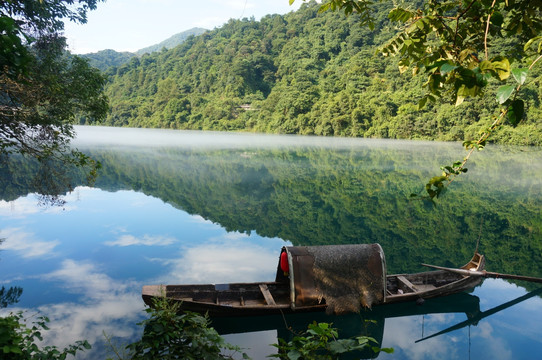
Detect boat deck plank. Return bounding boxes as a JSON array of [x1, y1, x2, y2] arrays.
[[259, 284, 276, 305], [415, 284, 437, 291], [397, 275, 417, 293]]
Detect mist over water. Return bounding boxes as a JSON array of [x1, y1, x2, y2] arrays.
[[73, 125, 454, 150], [1, 126, 541, 359]]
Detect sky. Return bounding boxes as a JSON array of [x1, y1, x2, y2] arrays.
[[63, 0, 302, 54]]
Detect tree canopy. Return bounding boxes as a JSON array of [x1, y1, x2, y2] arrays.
[[1, 0, 108, 190]]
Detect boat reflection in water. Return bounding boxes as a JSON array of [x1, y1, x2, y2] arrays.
[[212, 286, 542, 359], [212, 292, 481, 359], [416, 287, 542, 343]]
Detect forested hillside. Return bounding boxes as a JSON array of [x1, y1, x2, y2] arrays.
[[96, 1, 542, 144], [82, 49, 136, 72]]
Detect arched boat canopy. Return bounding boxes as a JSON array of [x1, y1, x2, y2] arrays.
[[275, 244, 387, 314]]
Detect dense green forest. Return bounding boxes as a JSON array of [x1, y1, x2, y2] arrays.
[[81, 49, 136, 72], [90, 1, 542, 144]]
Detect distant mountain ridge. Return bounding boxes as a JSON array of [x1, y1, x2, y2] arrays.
[[81, 49, 136, 72], [135, 27, 207, 55], [80, 27, 208, 71]]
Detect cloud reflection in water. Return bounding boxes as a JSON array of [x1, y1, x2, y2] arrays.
[[0, 227, 60, 258], [152, 232, 285, 285], [0, 187, 290, 358], [1, 258, 144, 359]]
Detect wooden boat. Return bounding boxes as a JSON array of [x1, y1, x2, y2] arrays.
[[142, 244, 485, 317]]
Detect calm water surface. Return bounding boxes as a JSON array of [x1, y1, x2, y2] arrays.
[[1, 126, 541, 359]]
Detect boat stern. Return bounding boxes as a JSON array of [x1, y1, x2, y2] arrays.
[[142, 285, 166, 306]]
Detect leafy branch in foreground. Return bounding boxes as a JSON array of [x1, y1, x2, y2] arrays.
[[269, 321, 393, 360], [0, 311, 91, 359], [414, 50, 542, 202], [292, 0, 542, 202], [110, 296, 249, 360], [106, 296, 390, 360], [1, 1, 107, 206]]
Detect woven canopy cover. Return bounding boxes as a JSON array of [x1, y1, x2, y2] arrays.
[[276, 244, 387, 314]]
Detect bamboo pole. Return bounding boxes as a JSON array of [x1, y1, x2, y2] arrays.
[[421, 263, 542, 284]]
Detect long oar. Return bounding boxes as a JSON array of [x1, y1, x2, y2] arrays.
[[421, 263, 542, 284]]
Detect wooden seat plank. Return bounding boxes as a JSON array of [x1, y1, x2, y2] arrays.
[[397, 275, 417, 293], [259, 284, 276, 305]]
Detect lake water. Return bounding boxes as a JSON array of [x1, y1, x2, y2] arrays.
[[1, 126, 541, 359]]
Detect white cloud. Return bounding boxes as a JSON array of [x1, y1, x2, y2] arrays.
[[223, 330, 278, 359], [32, 294, 144, 352], [216, 231, 250, 241], [146, 232, 282, 284], [189, 214, 215, 225], [476, 321, 494, 339], [105, 234, 177, 247], [43, 259, 138, 298], [383, 315, 462, 360], [0, 198, 37, 217], [472, 322, 513, 360], [0, 196, 72, 217], [0, 187, 92, 218], [0, 227, 59, 258], [167, 240, 278, 284], [3, 259, 147, 354]]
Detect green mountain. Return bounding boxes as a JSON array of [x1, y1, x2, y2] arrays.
[[95, 1, 542, 145], [82, 49, 136, 72], [135, 27, 208, 55], [80, 27, 208, 72]]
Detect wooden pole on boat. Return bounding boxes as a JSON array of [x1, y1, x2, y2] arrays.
[[421, 263, 542, 284]]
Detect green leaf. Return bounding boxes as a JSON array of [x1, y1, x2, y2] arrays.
[[456, 82, 482, 105], [491, 57, 511, 80], [440, 63, 458, 74], [418, 96, 428, 110], [463, 140, 474, 149], [496, 85, 515, 104], [491, 11, 504, 27], [389, 7, 415, 22], [507, 99, 524, 126], [479, 60, 494, 73], [328, 339, 355, 354], [289, 0, 295, 5], [287, 349, 302, 360], [524, 36, 542, 52], [511, 68, 528, 85], [428, 175, 447, 186]]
